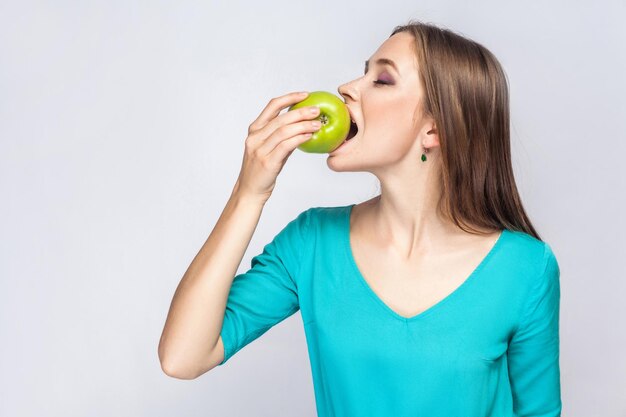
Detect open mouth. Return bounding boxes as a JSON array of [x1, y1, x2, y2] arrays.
[[346, 120, 358, 141]]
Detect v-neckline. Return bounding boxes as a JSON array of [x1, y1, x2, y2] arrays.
[[342, 203, 507, 323]]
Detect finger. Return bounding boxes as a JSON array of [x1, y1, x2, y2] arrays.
[[265, 130, 317, 164], [249, 91, 309, 133], [254, 105, 320, 147], [258, 118, 321, 156]]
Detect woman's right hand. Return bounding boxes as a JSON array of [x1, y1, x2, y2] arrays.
[[233, 91, 322, 203]]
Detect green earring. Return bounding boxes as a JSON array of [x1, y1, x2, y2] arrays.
[[421, 147, 428, 162]]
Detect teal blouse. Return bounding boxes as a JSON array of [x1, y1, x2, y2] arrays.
[[217, 204, 562, 416]]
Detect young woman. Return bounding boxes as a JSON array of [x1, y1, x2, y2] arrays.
[[159, 20, 561, 417]]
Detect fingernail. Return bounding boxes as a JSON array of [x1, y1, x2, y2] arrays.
[[299, 91, 309, 96]]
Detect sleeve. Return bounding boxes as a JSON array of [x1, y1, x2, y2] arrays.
[[507, 242, 562, 416], [216, 208, 311, 366]]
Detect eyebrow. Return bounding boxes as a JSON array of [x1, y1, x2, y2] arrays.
[[364, 58, 399, 75]]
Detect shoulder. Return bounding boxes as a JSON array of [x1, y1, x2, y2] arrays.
[[499, 228, 560, 288], [279, 204, 351, 239], [503, 229, 558, 264], [300, 204, 353, 228]]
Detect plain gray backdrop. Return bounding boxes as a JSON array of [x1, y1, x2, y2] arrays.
[[1, 1, 625, 416]]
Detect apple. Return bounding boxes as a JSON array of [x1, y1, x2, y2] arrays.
[[288, 91, 352, 153]]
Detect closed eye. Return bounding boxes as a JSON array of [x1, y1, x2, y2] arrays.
[[373, 80, 391, 86]]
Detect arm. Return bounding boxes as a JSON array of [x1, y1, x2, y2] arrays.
[[507, 243, 562, 416], [158, 179, 267, 379], [214, 204, 309, 369], [158, 91, 319, 379]]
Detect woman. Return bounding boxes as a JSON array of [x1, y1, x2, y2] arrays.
[[159, 20, 562, 417]]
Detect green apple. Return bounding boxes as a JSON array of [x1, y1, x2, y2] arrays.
[[288, 91, 351, 153]]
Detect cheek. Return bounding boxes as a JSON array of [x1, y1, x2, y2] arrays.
[[366, 123, 416, 159], [361, 98, 419, 158], [381, 139, 414, 163]]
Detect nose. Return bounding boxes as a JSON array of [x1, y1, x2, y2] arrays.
[[338, 81, 358, 104]]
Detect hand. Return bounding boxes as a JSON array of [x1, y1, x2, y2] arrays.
[[233, 91, 322, 203]]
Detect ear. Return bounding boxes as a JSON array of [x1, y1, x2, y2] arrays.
[[424, 121, 440, 148]]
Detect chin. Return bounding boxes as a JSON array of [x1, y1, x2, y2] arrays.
[[326, 156, 352, 172], [326, 152, 371, 173], [327, 154, 356, 172]]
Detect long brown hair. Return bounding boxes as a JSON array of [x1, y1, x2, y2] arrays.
[[389, 19, 542, 241]]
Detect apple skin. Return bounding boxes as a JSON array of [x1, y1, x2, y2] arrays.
[[288, 91, 350, 153]]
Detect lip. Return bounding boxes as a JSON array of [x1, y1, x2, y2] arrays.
[[330, 126, 358, 155], [345, 105, 359, 128], [329, 136, 354, 155]]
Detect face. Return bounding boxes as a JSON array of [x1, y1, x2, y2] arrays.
[[328, 31, 438, 174]]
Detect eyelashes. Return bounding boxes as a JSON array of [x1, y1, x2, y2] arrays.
[[373, 80, 391, 86]]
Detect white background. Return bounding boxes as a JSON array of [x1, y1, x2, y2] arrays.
[[1, 0, 625, 415]]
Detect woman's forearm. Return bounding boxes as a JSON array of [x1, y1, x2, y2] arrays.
[[158, 179, 267, 378]]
